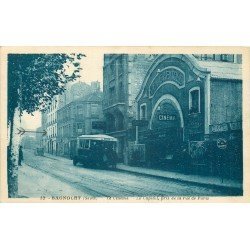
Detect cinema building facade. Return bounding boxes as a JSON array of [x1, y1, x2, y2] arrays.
[[135, 54, 242, 178]]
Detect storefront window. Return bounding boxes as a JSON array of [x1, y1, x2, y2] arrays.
[[189, 87, 200, 114]]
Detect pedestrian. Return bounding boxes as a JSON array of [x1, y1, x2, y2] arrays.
[[182, 147, 191, 174], [205, 142, 214, 175], [109, 149, 118, 169], [216, 149, 225, 183], [132, 149, 140, 166], [103, 146, 117, 169], [18, 145, 24, 166]]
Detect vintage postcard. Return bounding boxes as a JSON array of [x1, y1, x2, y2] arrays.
[[0, 47, 249, 202]]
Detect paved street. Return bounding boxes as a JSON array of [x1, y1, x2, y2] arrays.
[[18, 149, 228, 198]]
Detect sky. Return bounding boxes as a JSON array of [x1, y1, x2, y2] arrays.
[[21, 52, 104, 130]]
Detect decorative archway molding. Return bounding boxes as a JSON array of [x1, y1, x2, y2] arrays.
[[149, 94, 184, 130], [136, 54, 210, 102]]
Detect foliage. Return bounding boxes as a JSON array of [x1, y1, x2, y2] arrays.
[[7, 53, 85, 197], [8, 53, 85, 122]]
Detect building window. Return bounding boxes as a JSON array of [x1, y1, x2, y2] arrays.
[[140, 104, 147, 120], [189, 87, 200, 114], [91, 104, 99, 117], [109, 87, 115, 105], [117, 56, 123, 75], [194, 54, 235, 63], [236, 54, 242, 63], [109, 86, 115, 95], [110, 61, 116, 78], [77, 123, 84, 134], [200, 54, 214, 61], [221, 54, 234, 62], [116, 112, 125, 131], [118, 80, 125, 102], [77, 106, 84, 118], [201, 54, 208, 60]]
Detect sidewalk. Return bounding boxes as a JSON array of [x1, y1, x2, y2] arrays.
[[18, 163, 86, 198], [117, 164, 242, 192], [43, 152, 70, 162], [41, 152, 243, 193]]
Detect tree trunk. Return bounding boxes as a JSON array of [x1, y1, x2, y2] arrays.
[[8, 107, 21, 198]]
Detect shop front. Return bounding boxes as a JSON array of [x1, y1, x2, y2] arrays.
[[134, 54, 242, 180], [206, 121, 243, 180], [47, 138, 57, 155], [135, 54, 209, 170], [139, 96, 184, 167]]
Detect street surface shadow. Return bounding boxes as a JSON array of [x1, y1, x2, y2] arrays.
[[75, 163, 117, 171]]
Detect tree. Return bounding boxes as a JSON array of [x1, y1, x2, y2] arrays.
[[8, 53, 84, 197]]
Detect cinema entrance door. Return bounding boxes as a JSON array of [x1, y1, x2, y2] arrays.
[[141, 95, 184, 167]]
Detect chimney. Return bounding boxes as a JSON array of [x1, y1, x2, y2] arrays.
[[91, 81, 100, 92]]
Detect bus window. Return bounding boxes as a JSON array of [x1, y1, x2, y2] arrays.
[[84, 140, 90, 149], [104, 141, 116, 151], [79, 140, 85, 148], [90, 140, 102, 149]]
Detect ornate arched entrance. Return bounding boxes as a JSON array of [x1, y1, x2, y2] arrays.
[[150, 94, 184, 131], [146, 94, 184, 166], [135, 54, 209, 167]]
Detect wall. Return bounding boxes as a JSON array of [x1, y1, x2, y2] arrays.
[[127, 55, 154, 119], [103, 54, 153, 163], [137, 56, 206, 142], [57, 92, 104, 157], [210, 79, 242, 125]]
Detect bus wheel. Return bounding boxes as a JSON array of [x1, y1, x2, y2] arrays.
[[73, 158, 78, 166]]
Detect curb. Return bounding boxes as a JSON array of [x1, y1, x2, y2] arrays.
[[30, 152, 243, 196], [116, 167, 243, 196]]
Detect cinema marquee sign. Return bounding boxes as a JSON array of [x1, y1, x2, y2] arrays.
[[158, 114, 176, 121], [149, 67, 185, 97]]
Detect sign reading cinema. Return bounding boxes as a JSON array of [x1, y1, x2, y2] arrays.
[[158, 114, 176, 121]]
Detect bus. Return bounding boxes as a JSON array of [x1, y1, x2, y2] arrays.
[[70, 134, 118, 168]]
